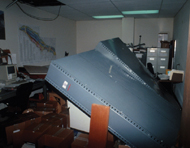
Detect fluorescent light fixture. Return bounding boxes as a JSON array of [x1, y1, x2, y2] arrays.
[[93, 15, 124, 19], [122, 10, 159, 15]]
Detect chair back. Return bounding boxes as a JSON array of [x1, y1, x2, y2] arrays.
[[16, 82, 33, 112]]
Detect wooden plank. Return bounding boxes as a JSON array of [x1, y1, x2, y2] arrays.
[[88, 104, 110, 148]]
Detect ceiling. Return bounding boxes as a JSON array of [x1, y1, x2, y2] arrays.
[[36, 0, 187, 21]]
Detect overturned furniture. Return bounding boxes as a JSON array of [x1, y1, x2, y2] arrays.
[[45, 38, 181, 148]]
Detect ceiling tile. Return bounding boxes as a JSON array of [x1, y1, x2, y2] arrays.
[[161, 3, 185, 10], [58, 0, 109, 5], [68, 2, 121, 16], [113, 3, 160, 11], [111, 0, 162, 5], [36, 0, 187, 20], [38, 6, 92, 20], [162, 0, 187, 5], [38, 6, 62, 15]]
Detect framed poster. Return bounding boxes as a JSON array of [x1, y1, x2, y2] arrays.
[[0, 10, 5, 40]]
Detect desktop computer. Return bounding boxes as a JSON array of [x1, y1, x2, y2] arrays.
[[0, 64, 17, 85]]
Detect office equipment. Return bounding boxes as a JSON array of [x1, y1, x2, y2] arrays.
[[0, 64, 17, 85], [158, 74, 169, 80], [45, 38, 181, 148], [169, 69, 184, 82], [146, 48, 169, 74]]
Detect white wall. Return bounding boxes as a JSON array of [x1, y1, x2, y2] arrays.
[[76, 19, 122, 53], [76, 18, 174, 53], [173, 0, 190, 106], [134, 18, 174, 47], [0, 0, 76, 67], [122, 17, 134, 44]]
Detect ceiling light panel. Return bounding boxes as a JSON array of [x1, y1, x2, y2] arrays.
[[93, 15, 124, 19], [122, 10, 159, 15]]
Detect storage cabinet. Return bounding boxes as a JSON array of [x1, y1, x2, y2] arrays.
[[146, 48, 169, 74]]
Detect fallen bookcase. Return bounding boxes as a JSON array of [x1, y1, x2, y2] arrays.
[[45, 38, 181, 148]]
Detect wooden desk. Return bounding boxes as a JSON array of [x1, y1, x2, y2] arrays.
[[159, 79, 182, 83]]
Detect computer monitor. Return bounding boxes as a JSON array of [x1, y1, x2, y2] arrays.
[[0, 64, 17, 85]]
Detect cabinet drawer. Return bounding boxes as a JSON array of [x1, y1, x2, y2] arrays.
[[147, 48, 157, 56], [158, 48, 169, 57], [157, 57, 168, 65], [147, 57, 157, 65], [157, 65, 167, 74]]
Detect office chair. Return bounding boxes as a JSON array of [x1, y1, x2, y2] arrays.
[[147, 62, 155, 75], [15, 82, 33, 113]]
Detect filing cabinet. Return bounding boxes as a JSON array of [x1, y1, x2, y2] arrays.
[[146, 48, 169, 74]]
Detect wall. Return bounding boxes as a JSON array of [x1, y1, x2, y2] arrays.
[[76, 19, 122, 53], [0, 0, 76, 67], [76, 18, 174, 53], [173, 0, 190, 106], [122, 17, 134, 45], [134, 18, 174, 47]]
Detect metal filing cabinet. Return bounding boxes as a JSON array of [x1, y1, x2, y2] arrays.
[[147, 48, 169, 74]]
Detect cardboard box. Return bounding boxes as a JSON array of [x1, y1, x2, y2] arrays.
[[33, 107, 55, 116], [71, 132, 114, 148], [5, 112, 41, 145], [107, 132, 115, 148], [41, 113, 68, 128], [22, 123, 52, 145], [36, 100, 62, 113], [71, 133, 89, 148], [37, 100, 57, 108], [13, 130, 24, 148], [59, 107, 70, 127], [6, 122, 25, 145], [161, 41, 170, 48], [48, 92, 67, 113], [119, 145, 131, 148], [38, 126, 74, 148]]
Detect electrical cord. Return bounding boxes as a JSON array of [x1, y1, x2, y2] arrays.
[[16, 2, 62, 21]]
